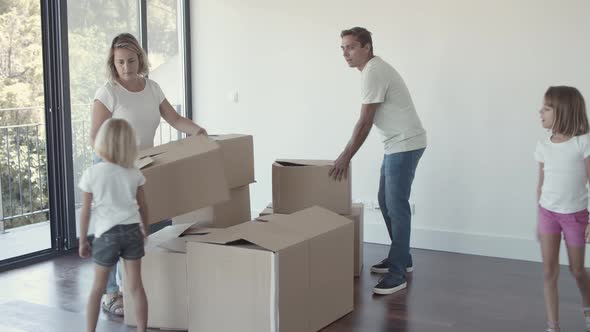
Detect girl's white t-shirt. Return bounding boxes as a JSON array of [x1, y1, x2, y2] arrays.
[[94, 78, 166, 150], [535, 134, 590, 213], [78, 162, 146, 237]]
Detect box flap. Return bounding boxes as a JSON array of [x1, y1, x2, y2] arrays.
[[148, 223, 194, 246], [192, 221, 304, 252], [209, 134, 247, 141], [137, 145, 168, 159], [158, 228, 217, 253], [274, 159, 334, 167], [273, 206, 353, 238], [139, 136, 219, 168], [136, 156, 154, 169]]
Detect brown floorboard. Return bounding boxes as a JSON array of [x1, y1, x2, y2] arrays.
[[0, 243, 586, 331]]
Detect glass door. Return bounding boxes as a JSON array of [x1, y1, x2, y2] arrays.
[[0, 0, 52, 261], [65, 0, 140, 238]]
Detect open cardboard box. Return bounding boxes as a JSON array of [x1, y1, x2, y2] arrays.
[[259, 203, 364, 277], [172, 184, 251, 228], [187, 206, 354, 332], [138, 135, 230, 224], [123, 223, 217, 330], [272, 159, 351, 214]]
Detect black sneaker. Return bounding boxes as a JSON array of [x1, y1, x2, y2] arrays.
[[370, 259, 389, 274], [373, 276, 407, 295], [370, 259, 414, 274]]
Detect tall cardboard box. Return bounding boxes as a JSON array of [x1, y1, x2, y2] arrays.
[[172, 185, 251, 228], [258, 203, 364, 277], [272, 159, 351, 214], [209, 134, 255, 188], [123, 224, 215, 330], [138, 135, 230, 224], [187, 206, 354, 332]]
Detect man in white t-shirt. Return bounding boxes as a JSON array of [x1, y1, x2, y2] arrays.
[[329, 27, 427, 295]]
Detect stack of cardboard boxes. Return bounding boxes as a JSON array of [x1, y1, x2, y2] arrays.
[[123, 136, 364, 331], [172, 134, 255, 228], [265, 159, 364, 277]]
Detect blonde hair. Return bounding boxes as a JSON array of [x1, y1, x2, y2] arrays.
[[545, 86, 589, 137], [94, 119, 138, 168], [106, 33, 149, 81]]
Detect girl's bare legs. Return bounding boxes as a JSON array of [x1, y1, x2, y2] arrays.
[[87, 265, 112, 332], [124, 258, 148, 332], [540, 233, 561, 331], [565, 243, 590, 331]]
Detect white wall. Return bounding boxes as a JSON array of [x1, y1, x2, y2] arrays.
[[190, 0, 590, 264]]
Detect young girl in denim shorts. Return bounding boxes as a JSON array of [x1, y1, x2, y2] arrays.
[[78, 118, 149, 332], [536, 86, 590, 332]]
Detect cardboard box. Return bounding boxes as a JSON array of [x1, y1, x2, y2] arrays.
[[258, 203, 364, 277], [210, 134, 255, 188], [187, 206, 354, 332], [123, 224, 215, 330], [138, 135, 230, 224], [172, 185, 251, 228], [272, 159, 351, 214]]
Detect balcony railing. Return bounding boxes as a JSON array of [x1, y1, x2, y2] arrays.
[[0, 104, 184, 233]]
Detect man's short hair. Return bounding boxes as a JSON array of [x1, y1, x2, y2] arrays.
[[341, 27, 373, 54]]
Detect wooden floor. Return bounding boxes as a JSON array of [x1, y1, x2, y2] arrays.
[[0, 243, 587, 331]]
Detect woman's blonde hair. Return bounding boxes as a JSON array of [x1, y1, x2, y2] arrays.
[[94, 118, 138, 168], [106, 33, 149, 81], [545, 86, 589, 137]]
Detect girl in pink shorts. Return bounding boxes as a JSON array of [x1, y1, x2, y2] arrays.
[[536, 86, 590, 332]]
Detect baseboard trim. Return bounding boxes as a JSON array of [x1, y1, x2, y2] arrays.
[[364, 221, 590, 266]]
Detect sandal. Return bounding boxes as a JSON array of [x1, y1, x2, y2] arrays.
[[584, 307, 590, 331], [102, 294, 124, 316]]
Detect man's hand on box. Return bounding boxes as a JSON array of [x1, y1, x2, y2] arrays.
[[329, 153, 350, 182]]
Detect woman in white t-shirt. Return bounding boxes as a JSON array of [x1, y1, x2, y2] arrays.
[[536, 86, 590, 332], [79, 118, 149, 331], [89, 33, 207, 316]]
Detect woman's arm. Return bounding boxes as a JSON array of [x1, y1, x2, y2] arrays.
[[160, 98, 207, 136], [90, 100, 112, 145]]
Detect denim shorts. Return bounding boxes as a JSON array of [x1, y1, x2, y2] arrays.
[[92, 223, 145, 267]]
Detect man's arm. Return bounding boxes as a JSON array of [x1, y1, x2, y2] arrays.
[[329, 103, 378, 181]]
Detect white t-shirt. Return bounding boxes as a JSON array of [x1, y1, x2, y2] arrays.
[[535, 134, 590, 213], [78, 162, 146, 237], [94, 78, 166, 150], [361, 56, 427, 154]]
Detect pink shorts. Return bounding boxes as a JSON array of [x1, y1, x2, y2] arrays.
[[538, 205, 589, 247]]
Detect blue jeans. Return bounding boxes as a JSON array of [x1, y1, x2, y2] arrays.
[[377, 148, 425, 282]]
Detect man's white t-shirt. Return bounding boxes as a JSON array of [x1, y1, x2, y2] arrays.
[[78, 162, 146, 237], [361, 56, 427, 154], [535, 134, 590, 213], [94, 78, 165, 150]]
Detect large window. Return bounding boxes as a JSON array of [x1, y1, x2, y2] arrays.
[[66, 0, 141, 213], [0, 0, 193, 270], [0, 0, 51, 262], [148, 0, 189, 146]]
